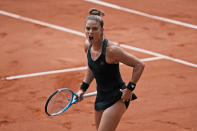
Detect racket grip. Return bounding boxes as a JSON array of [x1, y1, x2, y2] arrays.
[[82, 92, 137, 101], [82, 91, 97, 98]]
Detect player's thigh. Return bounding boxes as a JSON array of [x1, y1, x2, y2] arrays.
[[98, 100, 126, 131], [95, 110, 104, 129]]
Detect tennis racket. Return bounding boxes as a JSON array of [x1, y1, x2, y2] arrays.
[[45, 88, 97, 116]]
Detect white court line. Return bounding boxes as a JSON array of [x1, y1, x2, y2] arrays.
[[3, 56, 162, 80], [119, 44, 197, 68], [0, 10, 85, 37], [3, 66, 87, 80], [0, 10, 197, 68], [85, 0, 197, 30]]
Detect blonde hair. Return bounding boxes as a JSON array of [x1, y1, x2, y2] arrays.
[[85, 8, 105, 28]]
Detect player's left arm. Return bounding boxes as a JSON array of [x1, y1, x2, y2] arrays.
[[106, 42, 145, 102], [107, 43, 145, 84]]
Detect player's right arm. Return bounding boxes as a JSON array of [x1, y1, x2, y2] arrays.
[[83, 39, 94, 84], [76, 40, 94, 100]]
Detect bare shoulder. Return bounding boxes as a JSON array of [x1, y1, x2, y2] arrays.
[[106, 41, 123, 56], [106, 41, 123, 63], [84, 39, 90, 53], [106, 40, 144, 67]]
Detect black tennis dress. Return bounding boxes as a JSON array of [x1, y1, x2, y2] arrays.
[[87, 39, 136, 111]]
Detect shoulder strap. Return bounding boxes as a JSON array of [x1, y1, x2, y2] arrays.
[[87, 44, 92, 58], [88, 44, 92, 53], [102, 39, 108, 55]]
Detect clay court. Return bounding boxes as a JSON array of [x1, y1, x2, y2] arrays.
[[0, 0, 197, 131]]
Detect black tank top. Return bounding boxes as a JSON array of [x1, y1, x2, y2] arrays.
[[87, 39, 126, 110]]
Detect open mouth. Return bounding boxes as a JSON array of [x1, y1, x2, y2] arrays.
[[89, 36, 94, 40]]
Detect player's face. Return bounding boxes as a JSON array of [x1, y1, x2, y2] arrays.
[[85, 20, 103, 44]]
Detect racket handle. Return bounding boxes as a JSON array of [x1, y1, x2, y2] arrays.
[[82, 91, 97, 98], [82, 92, 137, 100]]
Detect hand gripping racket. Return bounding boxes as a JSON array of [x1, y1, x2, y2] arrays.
[[45, 88, 97, 116]]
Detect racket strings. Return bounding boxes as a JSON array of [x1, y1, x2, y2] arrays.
[[47, 90, 72, 115]]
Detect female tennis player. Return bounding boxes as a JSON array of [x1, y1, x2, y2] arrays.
[[77, 8, 145, 131]]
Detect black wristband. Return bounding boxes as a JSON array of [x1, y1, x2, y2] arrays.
[[80, 82, 89, 92], [126, 82, 136, 91]]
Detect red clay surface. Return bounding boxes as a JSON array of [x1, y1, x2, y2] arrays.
[[0, 0, 197, 131]]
